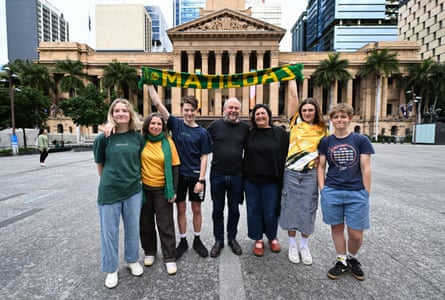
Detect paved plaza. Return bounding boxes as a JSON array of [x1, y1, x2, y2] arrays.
[[0, 144, 444, 299]]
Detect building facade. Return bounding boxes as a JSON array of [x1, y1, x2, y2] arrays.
[[4, 0, 68, 61], [174, 0, 206, 25], [299, 0, 398, 52], [38, 0, 421, 142], [96, 5, 151, 52], [398, 0, 445, 62], [146, 5, 173, 52]]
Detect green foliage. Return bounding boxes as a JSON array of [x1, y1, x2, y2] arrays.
[[59, 84, 108, 127], [359, 48, 399, 78], [14, 86, 51, 129], [103, 60, 139, 98], [312, 53, 352, 89], [54, 59, 88, 97]]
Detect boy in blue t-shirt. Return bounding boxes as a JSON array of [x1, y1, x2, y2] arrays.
[[318, 103, 375, 281]]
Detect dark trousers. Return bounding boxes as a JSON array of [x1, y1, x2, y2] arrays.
[[40, 150, 48, 163], [210, 174, 243, 242], [140, 187, 176, 262]]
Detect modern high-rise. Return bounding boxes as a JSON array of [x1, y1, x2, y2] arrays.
[[4, 0, 69, 62], [96, 5, 151, 52], [398, 0, 445, 62], [245, 0, 282, 27], [293, 0, 398, 52], [146, 5, 173, 52], [174, 0, 206, 26]]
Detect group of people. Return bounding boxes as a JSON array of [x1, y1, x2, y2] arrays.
[[93, 73, 374, 289]]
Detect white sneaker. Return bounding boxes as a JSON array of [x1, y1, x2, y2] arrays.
[[104, 271, 118, 289], [127, 262, 144, 276], [165, 262, 177, 275], [40, 163, 46, 167], [144, 255, 155, 266], [288, 245, 300, 264], [300, 246, 313, 265]]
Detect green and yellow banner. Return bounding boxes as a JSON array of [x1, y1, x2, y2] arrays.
[[138, 64, 303, 89]]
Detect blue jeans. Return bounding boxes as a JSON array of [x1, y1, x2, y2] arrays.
[[98, 191, 142, 273], [210, 174, 243, 242], [244, 179, 279, 241]]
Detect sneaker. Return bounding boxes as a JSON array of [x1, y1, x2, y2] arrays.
[[104, 271, 118, 289], [210, 241, 224, 258], [175, 238, 189, 260], [347, 256, 365, 281], [193, 236, 209, 257], [228, 240, 242, 255], [40, 163, 46, 167], [300, 246, 313, 265], [143, 255, 155, 267], [165, 262, 177, 275], [327, 260, 349, 280], [288, 245, 300, 264], [127, 262, 144, 276]]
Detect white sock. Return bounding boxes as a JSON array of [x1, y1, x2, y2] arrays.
[[337, 254, 347, 266], [194, 232, 201, 237], [180, 233, 187, 239], [300, 237, 309, 249], [289, 236, 297, 247]]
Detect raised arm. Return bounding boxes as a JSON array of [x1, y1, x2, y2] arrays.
[[287, 78, 299, 118], [148, 85, 170, 120]]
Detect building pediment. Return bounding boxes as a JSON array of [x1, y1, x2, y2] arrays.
[[167, 8, 285, 38]]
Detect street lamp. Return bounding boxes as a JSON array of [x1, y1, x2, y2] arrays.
[[414, 96, 422, 125], [1, 66, 19, 155]]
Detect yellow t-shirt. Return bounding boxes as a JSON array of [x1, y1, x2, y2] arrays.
[[286, 113, 328, 171], [141, 137, 180, 187]]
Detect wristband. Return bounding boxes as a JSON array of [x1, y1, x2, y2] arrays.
[[198, 179, 206, 184]]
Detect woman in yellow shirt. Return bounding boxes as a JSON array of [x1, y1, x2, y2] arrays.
[[140, 113, 181, 275]]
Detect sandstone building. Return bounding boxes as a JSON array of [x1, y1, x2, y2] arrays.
[[37, 0, 421, 142]]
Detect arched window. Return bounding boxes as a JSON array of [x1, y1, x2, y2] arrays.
[[57, 124, 64, 133]]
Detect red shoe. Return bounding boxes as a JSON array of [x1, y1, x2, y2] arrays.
[[253, 240, 264, 257], [269, 239, 281, 253]]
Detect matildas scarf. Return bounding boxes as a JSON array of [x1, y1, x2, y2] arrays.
[[138, 64, 303, 89], [145, 133, 174, 200]]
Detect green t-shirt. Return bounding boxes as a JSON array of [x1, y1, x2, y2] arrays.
[[93, 131, 144, 205]]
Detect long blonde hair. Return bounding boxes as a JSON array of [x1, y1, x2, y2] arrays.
[[107, 98, 142, 131]]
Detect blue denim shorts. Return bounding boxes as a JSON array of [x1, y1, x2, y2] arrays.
[[320, 186, 370, 230]]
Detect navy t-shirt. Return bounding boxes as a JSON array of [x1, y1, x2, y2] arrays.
[[167, 115, 212, 177], [318, 132, 375, 190]]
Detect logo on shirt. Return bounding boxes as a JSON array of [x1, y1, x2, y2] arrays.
[[330, 143, 357, 171]]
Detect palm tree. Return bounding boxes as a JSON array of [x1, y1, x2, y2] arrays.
[[427, 62, 445, 121], [102, 60, 138, 100], [359, 48, 399, 140], [11, 60, 54, 94], [312, 52, 351, 129], [54, 59, 89, 100]]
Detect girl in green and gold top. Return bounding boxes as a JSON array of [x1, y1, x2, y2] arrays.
[[279, 79, 328, 266], [37, 128, 49, 167]]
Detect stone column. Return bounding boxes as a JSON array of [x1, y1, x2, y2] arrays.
[[172, 50, 182, 115], [187, 51, 195, 97], [269, 50, 280, 115], [381, 76, 388, 118], [229, 51, 237, 99], [214, 50, 223, 116], [346, 78, 353, 107], [302, 77, 309, 100], [201, 51, 209, 116], [242, 52, 250, 117], [256, 51, 264, 104]]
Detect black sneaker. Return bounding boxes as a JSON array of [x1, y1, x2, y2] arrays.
[[210, 241, 224, 258], [347, 256, 365, 281], [175, 238, 188, 260], [228, 240, 242, 255], [327, 260, 349, 280], [193, 236, 209, 257]]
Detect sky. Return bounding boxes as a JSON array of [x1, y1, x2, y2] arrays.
[[1, 0, 307, 64]]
